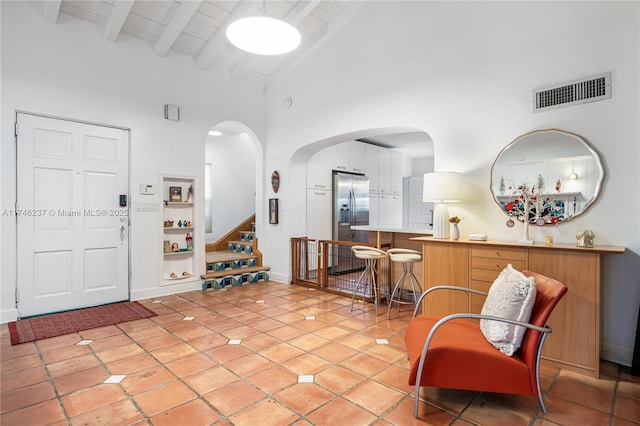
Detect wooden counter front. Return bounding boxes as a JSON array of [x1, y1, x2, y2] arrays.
[[411, 237, 625, 378]]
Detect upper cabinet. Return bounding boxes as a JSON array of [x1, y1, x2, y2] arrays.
[[365, 144, 380, 193], [378, 149, 392, 194], [332, 140, 365, 174], [332, 142, 350, 172], [379, 149, 403, 195], [348, 141, 365, 174], [391, 151, 403, 195]]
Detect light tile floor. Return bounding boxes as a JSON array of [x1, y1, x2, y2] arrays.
[[1, 281, 639, 425]]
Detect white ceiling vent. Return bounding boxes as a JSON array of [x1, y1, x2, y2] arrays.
[[533, 72, 611, 112]]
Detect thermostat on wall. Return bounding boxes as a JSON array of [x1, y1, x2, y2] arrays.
[[140, 184, 155, 195]]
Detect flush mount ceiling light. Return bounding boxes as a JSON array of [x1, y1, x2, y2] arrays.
[[226, 16, 301, 55]]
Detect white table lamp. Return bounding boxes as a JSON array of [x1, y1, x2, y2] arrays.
[[423, 172, 463, 239]]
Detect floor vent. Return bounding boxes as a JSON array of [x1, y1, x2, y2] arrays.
[[533, 72, 611, 112]]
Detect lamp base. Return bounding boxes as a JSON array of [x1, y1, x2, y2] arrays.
[[517, 239, 534, 245], [432, 203, 450, 239]]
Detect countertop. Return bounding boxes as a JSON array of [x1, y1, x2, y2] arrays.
[[409, 236, 625, 254], [350, 226, 433, 235]]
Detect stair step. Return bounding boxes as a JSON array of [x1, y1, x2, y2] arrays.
[[201, 266, 270, 290], [205, 251, 258, 272], [239, 231, 255, 242], [227, 240, 253, 254], [201, 265, 270, 280]]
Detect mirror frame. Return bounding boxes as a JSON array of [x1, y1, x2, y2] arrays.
[[490, 128, 604, 225]]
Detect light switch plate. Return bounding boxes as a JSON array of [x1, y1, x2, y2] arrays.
[[164, 104, 180, 121]]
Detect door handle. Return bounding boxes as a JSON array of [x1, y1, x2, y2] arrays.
[[120, 226, 125, 242]]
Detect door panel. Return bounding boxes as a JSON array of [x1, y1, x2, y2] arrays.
[[17, 113, 129, 317]]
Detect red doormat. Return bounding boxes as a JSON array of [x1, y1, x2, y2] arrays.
[[8, 301, 157, 345]]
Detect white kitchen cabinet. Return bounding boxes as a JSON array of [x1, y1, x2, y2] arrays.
[[306, 188, 332, 240], [368, 193, 379, 228], [307, 147, 333, 190], [378, 149, 392, 194], [365, 144, 380, 193], [378, 194, 402, 228], [332, 142, 350, 172], [407, 176, 432, 229], [332, 140, 366, 174], [349, 141, 365, 174], [391, 151, 403, 195]]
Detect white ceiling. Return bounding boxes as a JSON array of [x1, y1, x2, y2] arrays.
[[36, 0, 434, 158], [42, 0, 359, 85]]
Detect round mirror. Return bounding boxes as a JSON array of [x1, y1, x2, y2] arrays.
[[490, 129, 604, 225]]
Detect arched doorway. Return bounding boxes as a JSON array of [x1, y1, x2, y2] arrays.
[[204, 121, 262, 244]]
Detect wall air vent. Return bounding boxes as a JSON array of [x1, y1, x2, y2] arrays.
[[533, 72, 611, 112]]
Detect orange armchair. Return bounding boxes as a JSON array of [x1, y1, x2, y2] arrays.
[[404, 270, 567, 417]]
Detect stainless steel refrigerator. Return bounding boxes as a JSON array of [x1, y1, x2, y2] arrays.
[[331, 172, 369, 274]]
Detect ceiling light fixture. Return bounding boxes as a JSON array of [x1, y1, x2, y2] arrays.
[[208, 130, 222, 136], [225, 2, 300, 55]]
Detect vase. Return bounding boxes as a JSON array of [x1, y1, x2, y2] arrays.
[[451, 223, 460, 240]]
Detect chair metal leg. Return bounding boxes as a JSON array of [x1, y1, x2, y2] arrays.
[[370, 260, 379, 316], [351, 265, 369, 312], [387, 265, 407, 319], [388, 261, 423, 319]]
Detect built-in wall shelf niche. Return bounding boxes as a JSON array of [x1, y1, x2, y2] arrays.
[[160, 175, 199, 286]]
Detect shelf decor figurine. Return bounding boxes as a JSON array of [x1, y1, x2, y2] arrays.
[[576, 229, 594, 247], [185, 185, 193, 203], [186, 233, 193, 251]]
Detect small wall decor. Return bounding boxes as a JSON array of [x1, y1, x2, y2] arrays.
[[269, 198, 279, 224], [271, 170, 280, 193], [169, 186, 182, 202]]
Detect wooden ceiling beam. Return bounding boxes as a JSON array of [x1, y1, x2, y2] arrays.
[[43, 0, 61, 24], [195, 0, 260, 70], [104, 0, 135, 42], [154, 0, 202, 57], [285, 0, 322, 26]]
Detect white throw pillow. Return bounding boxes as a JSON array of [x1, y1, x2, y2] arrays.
[[480, 264, 537, 356]]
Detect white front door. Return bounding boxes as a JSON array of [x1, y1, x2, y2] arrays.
[[16, 113, 129, 317]]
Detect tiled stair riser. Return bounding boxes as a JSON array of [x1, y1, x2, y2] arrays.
[[240, 232, 255, 242], [227, 242, 253, 254], [202, 271, 269, 291], [206, 257, 257, 273]]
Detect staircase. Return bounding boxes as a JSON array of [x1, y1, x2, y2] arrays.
[[201, 221, 270, 290]]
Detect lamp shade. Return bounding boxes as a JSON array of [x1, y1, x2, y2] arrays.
[[226, 16, 301, 55], [423, 172, 463, 239], [422, 172, 464, 203]]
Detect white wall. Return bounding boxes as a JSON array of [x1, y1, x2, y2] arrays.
[[261, 2, 640, 365], [0, 2, 266, 319], [205, 133, 256, 242], [2, 1, 639, 367]]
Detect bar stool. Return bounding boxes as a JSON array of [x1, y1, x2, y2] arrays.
[[386, 248, 423, 319], [350, 246, 388, 316]]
